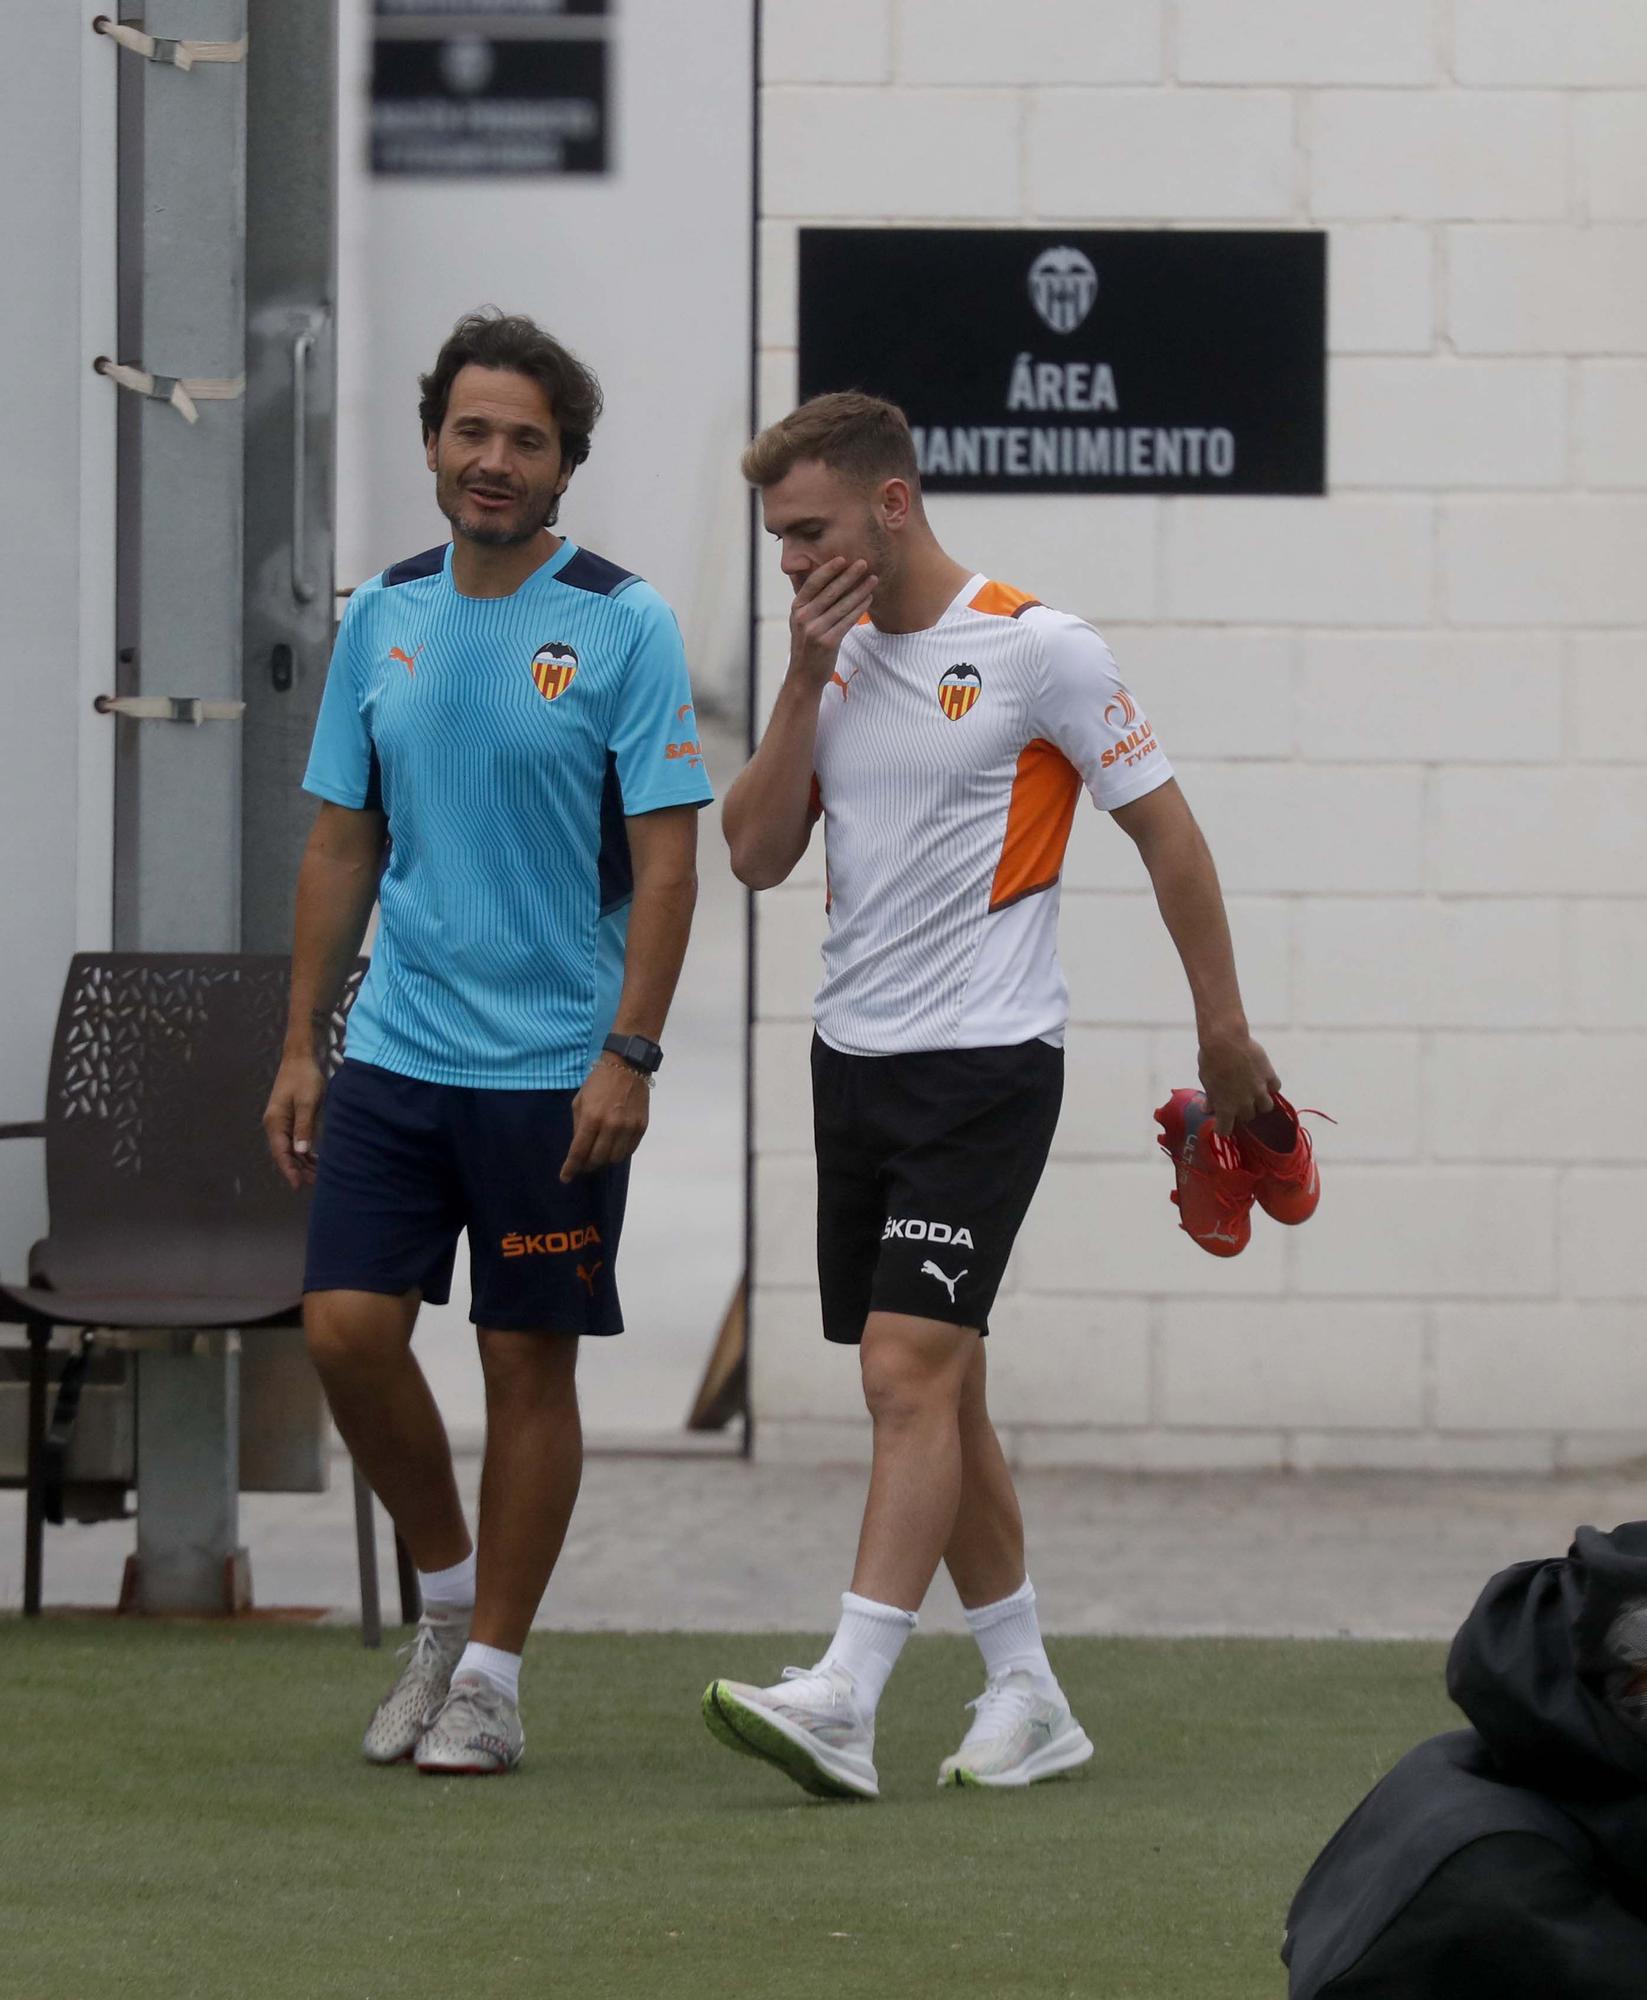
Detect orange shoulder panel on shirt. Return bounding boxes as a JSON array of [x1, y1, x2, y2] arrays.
[[989, 738, 1081, 913], [969, 579, 1042, 619]]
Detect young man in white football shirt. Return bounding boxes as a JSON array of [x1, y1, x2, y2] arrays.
[[702, 392, 1283, 1798]]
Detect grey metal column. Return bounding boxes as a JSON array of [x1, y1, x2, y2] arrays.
[[113, 2, 247, 953], [134, 1332, 246, 1612], [112, 2, 249, 1611], [238, 0, 339, 1503], [242, 0, 337, 955]]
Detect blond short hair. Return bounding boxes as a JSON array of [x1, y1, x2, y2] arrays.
[[741, 391, 919, 491]]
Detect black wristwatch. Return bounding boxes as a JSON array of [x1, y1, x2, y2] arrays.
[[603, 1032, 663, 1076]]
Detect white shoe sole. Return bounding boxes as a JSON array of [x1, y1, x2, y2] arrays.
[[414, 1751, 521, 1777], [702, 1681, 879, 1801], [940, 1722, 1096, 1789]]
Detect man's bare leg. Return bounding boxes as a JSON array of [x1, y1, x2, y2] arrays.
[[931, 1342, 1089, 1789], [850, 1310, 980, 1610], [702, 1316, 1012, 1798], [470, 1329, 582, 1655], [943, 1341, 1028, 1610], [943, 1337, 1056, 1683], [409, 1331, 581, 1775], [304, 1288, 471, 1569]]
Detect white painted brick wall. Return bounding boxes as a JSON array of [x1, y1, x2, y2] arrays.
[[1434, 769, 1647, 895], [1561, 1171, 1647, 1299], [1289, 1169, 1558, 1298], [1570, 633, 1647, 762], [1430, 1035, 1647, 1160], [1296, 631, 1561, 760], [1028, 91, 1296, 221], [748, 0, 1647, 1471], [1297, 898, 1568, 1030], [1452, 1, 1647, 88], [762, 0, 891, 84], [1576, 366, 1647, 490], [897, 0, 1164, 86], [1159, 1304, 1427, 1429], [1442, 499, 1647, 626], [1328, 226, 1436, 354], [1448, 227, 1647, 354], [763, 89, 1021, 219], [1178, 0, 1439, 87], [1578, 96, 1647, 221], [1329, 361, 1566, 489], [1164, 499, 1435, 625], [1568, 899, 1647, 1029], [1309, 91, 1567, 223], [1436, 1307, 1647, 1431]]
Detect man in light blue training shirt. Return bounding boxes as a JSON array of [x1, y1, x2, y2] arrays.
[[263, 309, 712, 1775]]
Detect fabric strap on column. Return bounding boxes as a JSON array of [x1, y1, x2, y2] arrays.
[[92, 18, 248, 72], [94, 357, 246, 427], [94, 696, 247, 726]]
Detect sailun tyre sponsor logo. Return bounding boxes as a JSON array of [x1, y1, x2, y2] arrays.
[[938, 664, 982, 721], [882, 1218, 976, 1249], [1028, 245, 1098, 335], [1103, 687, 1137, 730], [1102, 718, 1158, 771], [501, 1225, 603, 1259], [530, 641, 579, 701]]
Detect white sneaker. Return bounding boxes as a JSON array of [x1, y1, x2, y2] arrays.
[[360, 1609, 471, 1764], [702, 1662, 880, 1800], [413, 1673, 524, 1776], [938, 1669, 1095, 1789]]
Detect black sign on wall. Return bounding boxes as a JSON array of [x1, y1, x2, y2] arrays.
[[371, 8, 610, 177], [799, 230, 1326, 496]]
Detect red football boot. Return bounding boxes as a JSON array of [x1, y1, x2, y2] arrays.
[[1233, 1092, 1325, 1225], [1154, 1089, 1258, 1257]]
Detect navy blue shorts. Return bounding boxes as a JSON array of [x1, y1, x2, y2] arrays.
[[304, 1060, 628, 1335]]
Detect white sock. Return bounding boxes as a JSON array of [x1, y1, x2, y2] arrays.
[[818, 1591, 918, 1718], [417, 1551, 476, 1614], [965, 1577, 1060, 1694], [455, 1642, 520, 1704]]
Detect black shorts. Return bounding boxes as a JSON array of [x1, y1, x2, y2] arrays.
[[304, 1059, 628, 1336], [811, 1033, 1063, 1344]]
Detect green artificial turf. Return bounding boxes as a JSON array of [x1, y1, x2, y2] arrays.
[[0, 1625, 1454, 2000]]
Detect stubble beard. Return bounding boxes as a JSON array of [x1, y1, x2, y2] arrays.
[[436, 465, 558, 549]]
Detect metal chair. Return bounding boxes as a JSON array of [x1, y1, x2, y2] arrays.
[[0, 952, 416, 1641]]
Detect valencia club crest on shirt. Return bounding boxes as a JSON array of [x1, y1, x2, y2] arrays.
[[530, 641, 579, 702], [938, 664, 981, 720]]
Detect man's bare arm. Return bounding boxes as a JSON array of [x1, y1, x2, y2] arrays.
[[262, 801, 387, 1187], [1110, 777, 1280, 1133], [560, 804, 699, 1183], [721, 555, 876, 888]]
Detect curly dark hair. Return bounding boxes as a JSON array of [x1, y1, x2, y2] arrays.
[[418, 309, 604, 478]]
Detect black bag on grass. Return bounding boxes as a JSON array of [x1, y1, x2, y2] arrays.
[[1282, 1521, 1647, 1998]]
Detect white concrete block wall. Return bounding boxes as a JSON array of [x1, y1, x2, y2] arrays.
[[749, 0, 1647, 1471]]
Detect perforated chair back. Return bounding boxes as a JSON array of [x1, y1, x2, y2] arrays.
[[35, 954, 362, 1308]]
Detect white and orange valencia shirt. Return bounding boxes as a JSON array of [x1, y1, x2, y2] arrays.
[[808, 574, 1171, 1055]]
